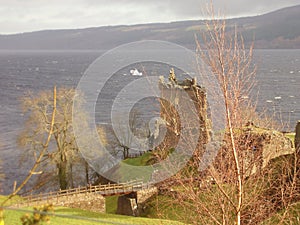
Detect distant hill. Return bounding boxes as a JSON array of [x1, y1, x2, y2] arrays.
[[0, 5, 299, 50]]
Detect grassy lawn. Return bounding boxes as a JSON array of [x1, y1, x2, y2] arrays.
[[105, 195, 118, 214], [2, 206, 186, 225], [1, 195, 186, 225], [123, 152, 153, 166], [112, 152, 154, 182], [0, 195, 23, 206]]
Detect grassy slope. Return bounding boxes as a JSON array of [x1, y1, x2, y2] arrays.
[[111, 152, 154, 182], [2, 206, 186, 225], [123, 152, 152, 166], [0, 195, 185, 225], [105, 195, 118, 214]]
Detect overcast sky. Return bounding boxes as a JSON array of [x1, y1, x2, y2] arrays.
[[0, 0, 299, 34]]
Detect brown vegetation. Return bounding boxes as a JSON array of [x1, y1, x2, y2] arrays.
[[147, 5, 300, 225]]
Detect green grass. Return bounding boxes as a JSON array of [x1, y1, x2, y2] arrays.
[[104, 185, 191, 223], [123, 152, 153, 166], [105, 196, 118, 214], [1, 194, 186, 225], [2, 206, 186, 225], [0, 196, 183, 225], [104, 187, 190, 223], [110, 152, 154, 182], [140, 194, 186, 221], [0, 195, 23, 206]]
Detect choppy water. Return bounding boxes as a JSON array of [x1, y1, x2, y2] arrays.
[[0, 49, 299, 194]]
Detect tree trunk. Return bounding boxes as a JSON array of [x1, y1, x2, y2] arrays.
[[58, 161, 68, 190], [123, 146, 129, 159], [69, 163, 74, 188], [85, 161, 89, 185]]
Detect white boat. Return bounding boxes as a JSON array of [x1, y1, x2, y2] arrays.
[[130, 68, 142, 76]]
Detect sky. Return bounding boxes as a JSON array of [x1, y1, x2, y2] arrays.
[[0, 0, 299, 34]]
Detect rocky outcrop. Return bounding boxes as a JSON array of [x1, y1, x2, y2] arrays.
[[214, 122, 295, 178], [237, 124, 294, 175]]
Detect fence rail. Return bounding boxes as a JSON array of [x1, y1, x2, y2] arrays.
[[14, 180, 151, 207]]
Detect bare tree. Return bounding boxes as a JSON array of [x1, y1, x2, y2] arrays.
[[198, 18, 252, 225], [18, 87, 89, 190], [149, 5, 256, 225], [153, 10, 255, 224], [1, 87, 57, 208], [1, 86, 56, 225], [148, 4, 300, 225], [97, 110, 148, 159]]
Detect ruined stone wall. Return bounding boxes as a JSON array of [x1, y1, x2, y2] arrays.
[[136, 187, 158, 204], [260, 130, 294, 167], [116, 187, 158, 216], [65, 193, 106, 213], [157, 74, 210, 157], [56, 193, 105, 213], [117, 194, 138, 216], [222, 125, 295, 176], [18, 192, 106, 213]]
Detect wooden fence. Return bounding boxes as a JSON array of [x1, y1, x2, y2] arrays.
[[15, 180, 152, 207]]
